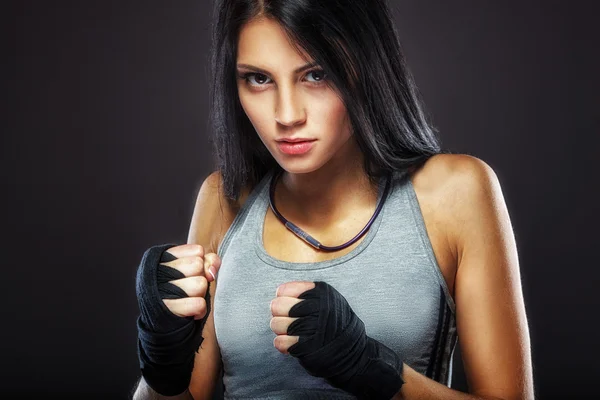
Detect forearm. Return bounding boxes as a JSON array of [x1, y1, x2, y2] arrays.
[[133, 376, 194, 400], [392, 363, 505, 400]]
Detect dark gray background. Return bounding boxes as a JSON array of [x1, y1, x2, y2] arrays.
[[4, 1, 598, 399]]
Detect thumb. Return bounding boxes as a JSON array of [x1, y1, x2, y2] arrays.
[[203, 252, 221, 283]]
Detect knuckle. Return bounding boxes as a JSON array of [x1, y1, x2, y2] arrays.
[[197, 274, 208, 285], [205, 253, 221, 266], [182, 296, 195, 311], [191, 255, 203, 266], [186, 256, 203, 275], [193, 276, 208, 294], [204, 253, 216, 267], [181, 244, 204, 259], [194, 297, 207, 317], [162, 299, 182, 317], [273, 336, 286, 353], [189, 243, 201, 252]]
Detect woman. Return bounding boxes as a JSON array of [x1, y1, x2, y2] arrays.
[[134, 1, 534, 399]]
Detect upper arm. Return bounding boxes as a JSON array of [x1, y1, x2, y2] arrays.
[[187, 171, 239, 253], [186, 171, 240, 400], [446, 155, 534, 400]]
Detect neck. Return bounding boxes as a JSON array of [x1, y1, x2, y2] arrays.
[[273, 139, 380, 227]]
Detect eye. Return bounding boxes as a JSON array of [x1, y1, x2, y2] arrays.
[[239, 72, 272, 87], [305, 69, 327, 84], [237, 69, 327, 89]]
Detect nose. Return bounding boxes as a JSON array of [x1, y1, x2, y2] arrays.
[[274, 87, 306, 127]]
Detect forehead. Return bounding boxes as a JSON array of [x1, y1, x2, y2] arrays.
[[237, 17, 311, 66]]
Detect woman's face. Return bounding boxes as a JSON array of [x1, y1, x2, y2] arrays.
[[236, 17, 354, 175]]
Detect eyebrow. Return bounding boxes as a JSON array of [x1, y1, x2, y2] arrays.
[[236, 61, 318, 75]]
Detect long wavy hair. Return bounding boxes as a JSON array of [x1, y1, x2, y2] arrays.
[[208, 0, 443, 201]]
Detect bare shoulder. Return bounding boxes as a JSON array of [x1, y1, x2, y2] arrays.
[[187, 170, 253, 254], [411, 153, 501, 222], [410, 153, 504, 272], [411, 153, 497, 193]]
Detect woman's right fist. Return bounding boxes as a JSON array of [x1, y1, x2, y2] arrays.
[[135, 243, 218, 396], [158, 244, 221, 321]]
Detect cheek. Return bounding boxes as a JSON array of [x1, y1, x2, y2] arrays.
[[311, 96, 351, 139], [238, 91, 271, 138]]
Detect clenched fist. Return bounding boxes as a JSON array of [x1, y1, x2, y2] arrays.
[[158, 243, 221, 321], [269, 280, 404, 399], [135, 243, 221, 396]]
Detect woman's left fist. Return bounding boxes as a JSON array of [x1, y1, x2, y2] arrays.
[[269, 280, 404, 399], [269, 281, 315, 354]]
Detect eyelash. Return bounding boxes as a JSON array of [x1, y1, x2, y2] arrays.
[[238, 69, 328, 89]]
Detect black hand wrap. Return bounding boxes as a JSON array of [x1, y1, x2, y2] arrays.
[[287, 281, 404, 400], [135, 243, 211, 396]]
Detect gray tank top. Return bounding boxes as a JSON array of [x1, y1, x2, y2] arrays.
[[215, 169, 457, 399]]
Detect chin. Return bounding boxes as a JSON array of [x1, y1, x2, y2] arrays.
[[278, 166, 317, 175], [274, 159, 325, 176]]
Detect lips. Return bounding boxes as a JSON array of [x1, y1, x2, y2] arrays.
[[277, 138, 316, 143], [276, 139, 315, 155]]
